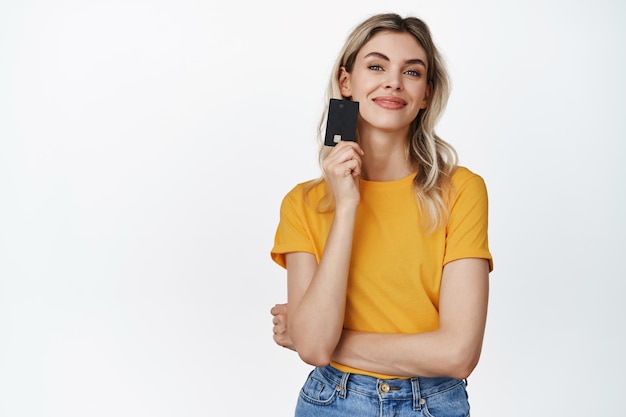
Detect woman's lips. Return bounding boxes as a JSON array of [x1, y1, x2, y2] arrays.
[[373, 96, 406, 110]]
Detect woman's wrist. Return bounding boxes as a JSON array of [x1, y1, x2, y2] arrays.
[[334, 201, 359, 217]]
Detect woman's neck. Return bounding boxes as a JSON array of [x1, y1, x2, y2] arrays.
[[359, 129, 415, 182]]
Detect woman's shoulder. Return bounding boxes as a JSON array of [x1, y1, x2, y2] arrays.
[[281, 177, 327, 206], [451, 165, 485, 186], [449, 166, 488, 201]]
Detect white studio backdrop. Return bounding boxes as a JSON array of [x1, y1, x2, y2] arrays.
[[0, 0, 624, 416]]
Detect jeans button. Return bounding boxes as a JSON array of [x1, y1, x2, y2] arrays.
[[380, 383, 390, 393]]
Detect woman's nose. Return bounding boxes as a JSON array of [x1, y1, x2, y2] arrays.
[[384, 72, 402, 90]]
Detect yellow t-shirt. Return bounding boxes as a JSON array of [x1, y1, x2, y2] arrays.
[[271, 166, 493, 378]]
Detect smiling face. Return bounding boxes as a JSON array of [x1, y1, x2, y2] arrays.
[[339, 30, 431, 136]]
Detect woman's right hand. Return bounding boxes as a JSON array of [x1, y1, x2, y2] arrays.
[[322, 141, 364, 208]]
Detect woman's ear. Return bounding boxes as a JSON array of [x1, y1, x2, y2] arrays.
[[339, 67, 351, 97]]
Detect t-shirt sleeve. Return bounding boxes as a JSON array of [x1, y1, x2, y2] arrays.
[[270, 186, 316, 269], [443, 169, 494, 271]]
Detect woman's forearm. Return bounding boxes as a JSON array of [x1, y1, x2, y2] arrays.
[[332, 329, 482, 379], [333, 259, 490, 379], [289, 205, 358, 366]]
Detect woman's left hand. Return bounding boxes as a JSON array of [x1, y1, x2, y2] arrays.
[[270, 303, 295, 351]]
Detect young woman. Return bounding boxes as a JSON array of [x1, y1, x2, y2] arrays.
[[270, 13, 493, 417]]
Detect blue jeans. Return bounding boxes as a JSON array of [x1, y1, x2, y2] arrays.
[[295, 365, 470, 417]]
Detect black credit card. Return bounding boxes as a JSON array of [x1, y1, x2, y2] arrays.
[[324, 99, 359, 146]]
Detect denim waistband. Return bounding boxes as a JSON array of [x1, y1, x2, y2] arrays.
[[317, 365, 465, 403]]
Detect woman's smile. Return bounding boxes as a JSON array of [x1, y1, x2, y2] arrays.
[[372, 95, 407, 110]]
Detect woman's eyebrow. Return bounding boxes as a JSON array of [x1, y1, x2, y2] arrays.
[[363, 51, 390, 61], [406, 58, 427, 68], [363, 52, 426, 68]]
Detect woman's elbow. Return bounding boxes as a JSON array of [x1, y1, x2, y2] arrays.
[[290, 324, 338, 367], [448, 360, 478, 380], [442, 343, 482, 380], [296, 347, 332, 367], [291, 334, 333, 367]]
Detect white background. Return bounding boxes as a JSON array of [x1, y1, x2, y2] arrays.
[[1, 0, 624, 416]]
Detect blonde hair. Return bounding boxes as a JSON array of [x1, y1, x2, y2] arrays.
[[308, 13, 457, 231]]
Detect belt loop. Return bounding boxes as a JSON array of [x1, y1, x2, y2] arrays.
[[338, 371, 350, 399], [411, 377, 422, 410]]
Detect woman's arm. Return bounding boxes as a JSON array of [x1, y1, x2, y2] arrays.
[[284, 141, 363, 367], [331, 258, 489, 379], [272, 257, 489, 378]]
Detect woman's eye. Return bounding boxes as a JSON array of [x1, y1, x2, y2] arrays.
[[405, 69, 421, 77], [368, 65, 383, 71]]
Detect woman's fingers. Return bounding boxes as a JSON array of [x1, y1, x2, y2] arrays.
[[270, 303, 295, 351], [320, 142, 364, 206], [270, 303, 288, 334], [323, 143, 363, 178]]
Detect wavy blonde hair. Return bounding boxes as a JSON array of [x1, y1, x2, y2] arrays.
[[307, 13, 457, 232]]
